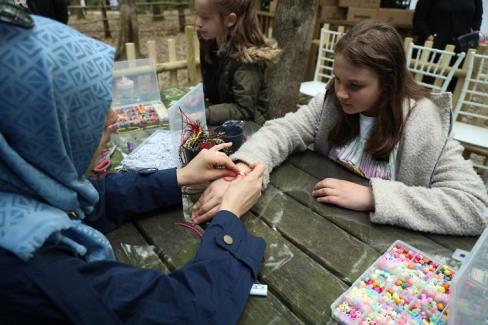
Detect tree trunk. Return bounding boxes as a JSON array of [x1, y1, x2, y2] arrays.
[[100, 0, 112, 38], [115, 0, 143, 60], [76, 0, 86, 19], [266, 0, 319, 119]]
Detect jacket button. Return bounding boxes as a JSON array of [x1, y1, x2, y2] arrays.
[[223, 235, 233, 245]]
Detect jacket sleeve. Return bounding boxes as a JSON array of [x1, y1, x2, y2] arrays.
[[370, 139, 488, 235], [472, 0, 483, 31], [231, 93, 325, 187], [205, 64, 265, 125], [413, 0, 434, 43], [155, 211, 266, 324], [86, 169, 182, 233]]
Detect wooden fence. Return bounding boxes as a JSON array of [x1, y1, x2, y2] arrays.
[[122, 25, 201, 86]]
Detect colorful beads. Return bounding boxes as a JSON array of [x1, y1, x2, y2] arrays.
[[333, 242, 455, 324], [110, 103, 164, 131]]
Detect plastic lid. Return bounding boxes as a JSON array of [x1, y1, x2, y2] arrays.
[[111, 59, 161, 107], [116, 76, 134, 90]]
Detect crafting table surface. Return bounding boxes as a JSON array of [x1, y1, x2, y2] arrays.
[[105, 147, 478, 324]]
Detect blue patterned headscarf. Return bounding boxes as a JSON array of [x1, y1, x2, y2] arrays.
[[0, 16, 115, 261]]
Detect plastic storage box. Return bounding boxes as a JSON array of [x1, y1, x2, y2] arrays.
[[110, 58, 168, 131], [331, 240, 455, 325], [449, 226, 488, 324]]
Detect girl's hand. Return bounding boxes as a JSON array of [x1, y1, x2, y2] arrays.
[[176, 143, 240, 186], [191, 161, 253, 224], [312, 178, 374, 211]]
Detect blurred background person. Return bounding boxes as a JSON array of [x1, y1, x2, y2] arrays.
[[26, 0, 69, 24], [413, 0, 483, 51]]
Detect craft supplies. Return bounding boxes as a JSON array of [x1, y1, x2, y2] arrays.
[[121, 130, 179, 171], [178, 108, 225, 164], [110, 103, 168, 131], [168, 84, 207, 163], [331, 241, 456, 325], [449, 226, 488, 324], [111, 59, 168, 131], [117, 76, 134, 104], [91, 145, 117, 175]]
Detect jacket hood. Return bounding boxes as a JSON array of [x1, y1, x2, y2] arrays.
[[224, 39, 281, 64], [408, 92, 453, 138]]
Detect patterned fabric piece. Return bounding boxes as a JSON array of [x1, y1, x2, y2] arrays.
[[0, 16, 115, 261], [328, 114, 398, 180]]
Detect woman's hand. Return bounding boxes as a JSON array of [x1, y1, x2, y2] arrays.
[[220, 164, 265, 218], [191, 161, 253, 223], [312, 178, 374, 211], [176, 143, 240, 186]]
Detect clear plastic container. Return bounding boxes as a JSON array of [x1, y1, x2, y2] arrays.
[[331, 240, 454, 325], [449, 226, 488, 324], [110, 59, 168, 131], [167, 83, 206, 165]]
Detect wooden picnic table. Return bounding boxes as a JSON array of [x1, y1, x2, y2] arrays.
[[106, 148, 479, 324]]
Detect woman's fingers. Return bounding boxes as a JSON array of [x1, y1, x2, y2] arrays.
[[209, 142, 232, 152]]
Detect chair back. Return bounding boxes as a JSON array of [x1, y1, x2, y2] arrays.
[[452, 51, 488, 184], [313, 27, 345, 84], [406, 41, 465, 93], [454, 51, 488, 124]]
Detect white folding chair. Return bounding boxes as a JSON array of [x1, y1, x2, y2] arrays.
[[452, 51, 488, 185], [300, 26, 345, 97], [406, 41, 465, 93]]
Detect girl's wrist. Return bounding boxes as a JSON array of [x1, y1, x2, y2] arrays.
[[236, 161, 251, 175]]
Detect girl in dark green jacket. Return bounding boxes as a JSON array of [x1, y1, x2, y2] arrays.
[[195, 0, 281, 125]]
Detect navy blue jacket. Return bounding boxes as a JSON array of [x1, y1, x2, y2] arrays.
[[0, 169, 266, 324]]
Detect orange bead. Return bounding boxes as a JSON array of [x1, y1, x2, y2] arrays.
[[437, 303, 445, 311]]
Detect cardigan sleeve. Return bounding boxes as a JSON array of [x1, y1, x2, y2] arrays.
[[231, 92, 325, 187], [370, 139, 488, 235]]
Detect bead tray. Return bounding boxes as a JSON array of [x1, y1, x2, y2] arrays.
[[110, 102, 168, 132], [331, 240, 455, 325]]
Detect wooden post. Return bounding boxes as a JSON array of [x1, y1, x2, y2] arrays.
[[194, 31, 202, 82], [100, 0, 111, 39], [178, 5, 186, 33], [125, 43, 137, 63], [116, 0, 143, 60], [168, 39, 178, 86], [452, 48, 476, 109], [76, 0, 86, 19], [185, 25, 198, 85], [403, 36, 413, 54], [432, 44, 456, 89], [147, 40, 157, 62]]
